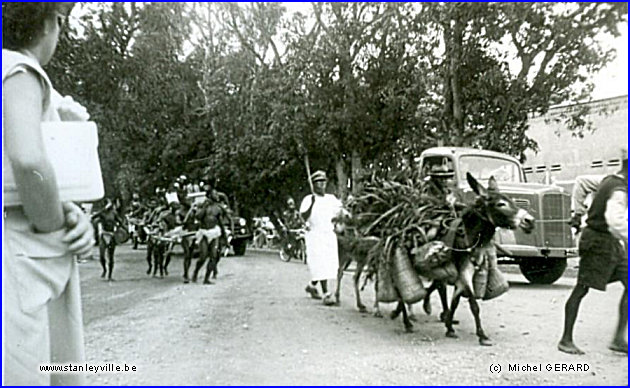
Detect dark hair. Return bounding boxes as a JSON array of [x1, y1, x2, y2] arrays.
[[2, 2, 74, 50]]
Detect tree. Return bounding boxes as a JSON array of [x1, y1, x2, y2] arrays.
[[48, 3, 207, 199], [429, 2, 627, 159], [46, 2, 626, 215]]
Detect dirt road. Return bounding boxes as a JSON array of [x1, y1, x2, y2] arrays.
[[80, 245, 627, 385]]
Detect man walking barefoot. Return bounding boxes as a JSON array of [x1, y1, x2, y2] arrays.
[[558, 150, 628, 355]]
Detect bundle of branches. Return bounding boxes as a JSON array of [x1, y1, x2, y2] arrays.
[[345, 173, 458, 271]]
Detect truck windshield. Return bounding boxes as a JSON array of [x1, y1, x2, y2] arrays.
[[459, 155, 523, 184]]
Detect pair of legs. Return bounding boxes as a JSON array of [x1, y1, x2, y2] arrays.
[[99, 235, 116, 280], [312, 280, 329, 295], [192, 236, 219, 285], [306, 279, 335, 305], [422, 280, 452, 322], [182, 236, 197, 283], [145, 237, 154, 275], [558, 281, 627, 354]]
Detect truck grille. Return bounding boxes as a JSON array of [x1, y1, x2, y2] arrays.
[[542, 193, 569, 220], [541, 193, 572, 247]]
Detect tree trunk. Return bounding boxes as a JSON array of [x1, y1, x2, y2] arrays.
[[335, 156, 348, 200], [442, 22, 453, 146], [350, 149, 363, 195], [450, 15, 464, 145]]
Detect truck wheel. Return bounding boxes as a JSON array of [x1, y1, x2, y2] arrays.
[[233, 240, 247, 256], [519, 258, 567, 284]]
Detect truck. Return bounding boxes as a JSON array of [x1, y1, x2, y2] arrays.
[[416, 147, 577, 284]]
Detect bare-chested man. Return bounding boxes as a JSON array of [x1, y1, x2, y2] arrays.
[[192, 190, 227, 284]]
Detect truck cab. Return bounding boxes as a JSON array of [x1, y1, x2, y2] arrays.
[[417, 147, 577, 284]]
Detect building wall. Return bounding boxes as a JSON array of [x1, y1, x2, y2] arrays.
[[523, 95, 628, 189]]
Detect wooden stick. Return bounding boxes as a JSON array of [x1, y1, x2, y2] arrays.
[[304, 153, 314, 194]]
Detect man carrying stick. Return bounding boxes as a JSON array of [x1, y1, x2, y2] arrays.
[[300, 170, 344, 306]]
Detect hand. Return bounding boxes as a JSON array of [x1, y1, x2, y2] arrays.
[[57, 95, 90, 121], [568, 213, 582, 232], [61, 202, 95, 257]]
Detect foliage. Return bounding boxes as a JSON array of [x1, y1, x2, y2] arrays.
[[45, 2, 627, 213]]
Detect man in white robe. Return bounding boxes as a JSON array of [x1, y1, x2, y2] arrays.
[[300, 170, 343, 305]]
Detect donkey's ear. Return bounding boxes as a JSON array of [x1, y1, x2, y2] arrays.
[[487, 176, 499, 193], [466, 172, 487, 196]]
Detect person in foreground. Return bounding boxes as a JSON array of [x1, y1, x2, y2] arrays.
[[3, 2, 95, 385], [558, 150, 628, 355]]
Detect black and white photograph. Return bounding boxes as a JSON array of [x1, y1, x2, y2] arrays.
[[2, 2, 628, 386]]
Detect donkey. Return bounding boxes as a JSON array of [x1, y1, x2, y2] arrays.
[[392, 173, 534, 345], [335, 233, 380, 312]]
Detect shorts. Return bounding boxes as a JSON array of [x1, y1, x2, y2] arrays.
[[578, 227, 627, 291]]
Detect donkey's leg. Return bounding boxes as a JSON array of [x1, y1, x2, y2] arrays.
[[445, 292, 462, 338], [469, 297, 492, 346], [400, 300, 414, 333], [423, 281, 438, 315], [373, 274, 383, 317], [335, 263, 344, 305], [390, 301, 403, 319], [354, 264, 367, 312], [438, 283, 458, 324], [373, 299, 383, 317], [407, 303, 418, 322]]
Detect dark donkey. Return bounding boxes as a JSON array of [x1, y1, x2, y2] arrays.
[[393, 172, 534, 345]]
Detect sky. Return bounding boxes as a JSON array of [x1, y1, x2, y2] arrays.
[[590, 23, 628, 100]]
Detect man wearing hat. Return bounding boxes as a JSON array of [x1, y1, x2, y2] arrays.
[[300, 170, 344, 305], [559, 148, 628, 355], [423, 163, 462, 209]]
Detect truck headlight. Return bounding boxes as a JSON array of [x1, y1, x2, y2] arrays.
[[239, 218, 247, 226]]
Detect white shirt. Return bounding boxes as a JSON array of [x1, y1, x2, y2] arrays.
[[300, 193, 343, 233], [572, 174, 605, 215], [605, 189, 628, 242]]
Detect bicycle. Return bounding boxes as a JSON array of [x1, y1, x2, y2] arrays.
[[278, 227, 306, 264]]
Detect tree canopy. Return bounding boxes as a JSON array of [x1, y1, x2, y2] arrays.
[[47, 2, 627, 216]]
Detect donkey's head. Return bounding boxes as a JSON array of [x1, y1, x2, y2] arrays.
[[466, 173, 534, 234]]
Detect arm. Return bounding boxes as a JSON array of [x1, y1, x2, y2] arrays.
[[115, 211, 126, 227], [217, 207, 227, 237], [572, 175, 604, 216], [300, 195, 315, 221], [605, 190, 628, 243], [3, 70, 64, 232], [183, 205, 196, 225]]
